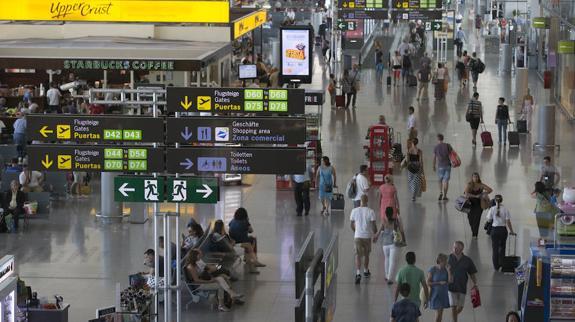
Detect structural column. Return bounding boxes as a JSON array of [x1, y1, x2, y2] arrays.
[[98, 172, 123, 222]]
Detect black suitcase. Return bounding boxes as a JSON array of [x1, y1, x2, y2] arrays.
[[407, 74, 417, 87], [508, 123, 519, 146], [501, 234, 521, 273], [330, 189, 345, 211], [386, 75, 392, 87], [517, 119, 528, 133]]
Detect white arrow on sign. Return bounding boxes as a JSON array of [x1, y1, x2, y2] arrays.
[[196, 184, 213, 199], [119, 182, 135, 197]]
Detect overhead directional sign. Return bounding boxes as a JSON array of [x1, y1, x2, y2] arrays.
[[232, 9, 267, 39], [166, 117, 306, 145], [114, 176, 219, 203], [167, 177, 219, 204], [425, 21, 442, 31], [392, 9, 443, 21], [166, 87, 305, 115], [26, 115, 164, 143], [392, 0, 441, 9], [338, 9, 388, 19], [166, 147, 306, 174], [336, 20, 356, 31], [338, 0, 388, 9], [28, 145, 164, 172], [114, 176, 165, 202]]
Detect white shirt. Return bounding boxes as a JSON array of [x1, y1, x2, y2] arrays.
[[407, 114, 416, 130], [350, 207, 376, 239], [46, 88, 61, 106], [486, 205, 511, 227], [19, 171, 43, 188], [354, 174, 370, 201]]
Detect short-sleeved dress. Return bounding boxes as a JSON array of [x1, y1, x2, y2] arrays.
[[428, 266, 450, 310], [379, 183, 398, 220], [318, 165, 334, 200]]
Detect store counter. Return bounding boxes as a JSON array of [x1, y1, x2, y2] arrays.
[[22, 304, 69, 322]]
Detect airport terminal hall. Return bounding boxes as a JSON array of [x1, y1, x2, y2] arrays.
[[1, 0, 575, 321]]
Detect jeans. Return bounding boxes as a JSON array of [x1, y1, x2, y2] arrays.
[[13, 133, 26, 158], [346, 91, 357, 108], [382, 244, 399, 281], [490, 226, 508, 270], [294, 182, 310, 214], [497, 121, 508, 143]]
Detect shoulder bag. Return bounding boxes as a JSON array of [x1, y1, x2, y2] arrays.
[[393, 220, 407, 247], [454, 195, 471, 213], [448, 144, 461, 168]]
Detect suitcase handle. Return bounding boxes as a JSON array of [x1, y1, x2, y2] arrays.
[[507, 233, 517, 256]]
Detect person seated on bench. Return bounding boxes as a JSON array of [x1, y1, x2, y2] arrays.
[[5, 158, 22, 173], [19, 165, 44, 193], [229, 207, 265, 268], [183, 248, 237, 282], [141, 249, 164, 288], [208, 220, 236, 254], [183, 249, 244, 312], [2, 180, 25, 231], [182, 223, 204, 255]]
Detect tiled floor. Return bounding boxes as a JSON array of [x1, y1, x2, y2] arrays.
[[2, 13, 574, 322]]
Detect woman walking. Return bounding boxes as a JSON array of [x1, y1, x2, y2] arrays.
[[486, 195, 515, 271], [464, 172, 493, 238], [434, 63, 447, 100], [427, 253, 451, 322], [390, 51, 402, 86], [521, 88, 535, 132], [405, 138, 424, 202], [378, 174, 400, 222], [328, 73, 336, 109], [531, 181, 559, 238], [374, 207, 401, 285], [316, 156, 337, 216]]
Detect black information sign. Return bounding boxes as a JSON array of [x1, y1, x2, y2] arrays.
[[28, 145, 165, 172], [392, 0, 441, 9], [338, 9, 388, 19], [166, 117, 307, 145], [304, 90, 325, 105], [166, 147, 306, 174], [166, 87, 305, 115], [26, 115, 165, 143], [392, 9, 442, 21], [338, 0, 388, 9]]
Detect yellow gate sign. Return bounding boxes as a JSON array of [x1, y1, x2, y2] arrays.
[[232, 9, 267, 39], [0, 0, 230, 23]]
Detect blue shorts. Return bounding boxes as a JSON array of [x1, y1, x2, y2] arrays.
[[437, 167, 451, 182]]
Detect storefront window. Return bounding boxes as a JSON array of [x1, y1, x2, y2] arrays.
[[557, 26, 575, 116]]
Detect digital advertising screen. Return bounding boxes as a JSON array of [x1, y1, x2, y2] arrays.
[[239, 64, 258, 79], [280, 26, 312, 84]]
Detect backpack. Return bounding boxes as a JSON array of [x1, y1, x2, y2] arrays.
[[346, 175, 358, 199], [402, 55, 411, 69], [475, 59, 485, 73]]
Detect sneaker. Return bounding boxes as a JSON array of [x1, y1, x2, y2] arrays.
[[218, 305, 230, 312], [442, 196, 449, 201], [438, 193, 443, 201], [355, 274, 361, 284], [363, 270, 371, 278]]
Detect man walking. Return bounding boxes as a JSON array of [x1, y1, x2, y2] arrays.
[[292, 162, 314, 216], [46, 82, 62, 113], [350, 195, 377, 284], [454, 27, 466, 57], [448, 241, 478, 322], [433, 134, 452, 201], [407, 106, 417, 140], [469, 52, 483, 89], [540, 156, 560, 191], [391, 283, 421, 322], [466, 92, 483, 147], [395, 252, 429, 308], [416, 63, 431, 100], [353, 165, 370, 208]]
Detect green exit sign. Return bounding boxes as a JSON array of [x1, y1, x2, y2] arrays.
[[558, 40, 575, 54], [167, 177, 219, 204], [114, 176, 219, 203], [114, 176, 165, 203], [532, 17, 550, 29]]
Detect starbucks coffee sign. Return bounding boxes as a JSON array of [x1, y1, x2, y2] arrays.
[[63, 59, 175, 71]]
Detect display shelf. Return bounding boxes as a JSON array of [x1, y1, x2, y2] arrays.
[[549, 255, 575, 321]]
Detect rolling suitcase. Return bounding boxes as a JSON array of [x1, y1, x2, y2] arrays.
[[407, 74, 417, 87], [330, 188, 345, 211], [507, 123, 519, 146], [501, 234, 521, 273], [335, 95, 345, 108], [517, 119, 528, 133], [480, 124, 493, 147]]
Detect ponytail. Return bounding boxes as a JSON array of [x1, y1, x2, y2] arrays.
[[494, 194, 503, 217]]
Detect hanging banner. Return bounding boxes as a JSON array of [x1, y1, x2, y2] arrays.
[[0, 0, 230, 23]]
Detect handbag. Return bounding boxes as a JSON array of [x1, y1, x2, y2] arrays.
[[480, 194, 492, 210], [484, 220, 493, 235], [421, 174, 427, 192], [454, 195, 471, 213], [465, 110, 473, 122], [470, 287, 481, 308], [393, 219, 407, 247], [448, 145, 461, 168]]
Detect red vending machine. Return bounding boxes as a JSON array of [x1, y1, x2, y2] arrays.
[[364, 125, 392, 185]]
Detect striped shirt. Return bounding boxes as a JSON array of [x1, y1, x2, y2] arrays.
[[467, 99, 483, 118]]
